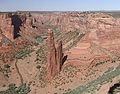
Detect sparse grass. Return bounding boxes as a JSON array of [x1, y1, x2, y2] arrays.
[[56, 31, 79, 45], [15, 47, 33, 59], [0, 64, 11, 78], [95, 61, 107, 67], [36, 66, 47, 88], [52, 65, 79, 88], [53, 74, 70, 88], [64, 64, 120, 94], [63, 33, 85, 51], [53, 26, 60, 33], [107, 12, 120, 18], [35, 46, 47, 65], [35, 46, 47, 88], [54, 32, 61, 39], [0, 83, 30, 94], [36, 36, 44, 44], [63, 65, 79, 78]]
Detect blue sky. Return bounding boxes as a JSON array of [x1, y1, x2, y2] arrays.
[[0, 0, 120, 11]]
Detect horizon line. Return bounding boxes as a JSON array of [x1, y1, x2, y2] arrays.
[[1, 10, 120, 13]]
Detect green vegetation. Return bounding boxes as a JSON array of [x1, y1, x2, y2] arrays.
[[95, 60, 107, 67], [35, 46, 47, 88], [107, 11, 120, 18], [35, 46, 47, 65], [15, 47, 33, 59], [36, 65, 41, 69], [36, 36, 44, 43], [53, 65, 79, 88], [63, 65, 79, 78], [4, 64, 10, 69], [53, 74, 72, 88], [57, 31, 79, 45], [55, 30, 85, 51], [63, 33, 85, 51], [0, 83, 30, 94], [36, 64, 47, 88], [54, 31, 61, 39], [0, 64, 11, 78], [53, 26, 60, 33], [64, 64, 120, 94]]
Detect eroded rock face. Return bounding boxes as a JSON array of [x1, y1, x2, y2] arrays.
[[0, 29, 2, 46], [47, 29, 57, 78], [0, 14, 14, 41], [56, 41, 63, 71], [47, 29, 63, 78], [0, 12, 119, 45], [23, 13, 35, 28], [0, 12, 37, 63]]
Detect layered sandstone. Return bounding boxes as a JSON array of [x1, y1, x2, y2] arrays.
[[0, 14, 14, 41], [56, 41, 63, 71], [23, 13, 36, 28], [47, 29, 57, 78], [0, 29, 2, 46], [47, 29, 63, 78]]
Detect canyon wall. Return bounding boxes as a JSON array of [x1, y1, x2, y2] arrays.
[[0, 14, 14, 41]]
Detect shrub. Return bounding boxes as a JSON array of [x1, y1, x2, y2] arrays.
[[0, 83, 30, 94]]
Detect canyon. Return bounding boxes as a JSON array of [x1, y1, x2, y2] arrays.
[[0, 11, 120, 94]]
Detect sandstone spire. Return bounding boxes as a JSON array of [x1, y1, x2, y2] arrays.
[[56, 41, 63, 71], [0, 29, 2, 44], [47, 29, 63, 78], [47, 29, 57, 78]]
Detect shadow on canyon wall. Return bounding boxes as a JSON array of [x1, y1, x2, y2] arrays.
[[11, 14, 22, 39]]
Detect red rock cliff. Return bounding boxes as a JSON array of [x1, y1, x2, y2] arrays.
[[56, 41, 63, 71], [0, 14, 14, 41], [47, 29, 63, 78]]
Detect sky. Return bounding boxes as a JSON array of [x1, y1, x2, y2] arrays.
[[0, 0, 120, 11]]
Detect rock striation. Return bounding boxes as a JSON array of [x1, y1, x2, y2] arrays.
[[0, 14, 14, 41], [47, 29, 57, 78], [47, 29, 63, 78], [23, 13, 36, 28], [56, 40, 63, 71]]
